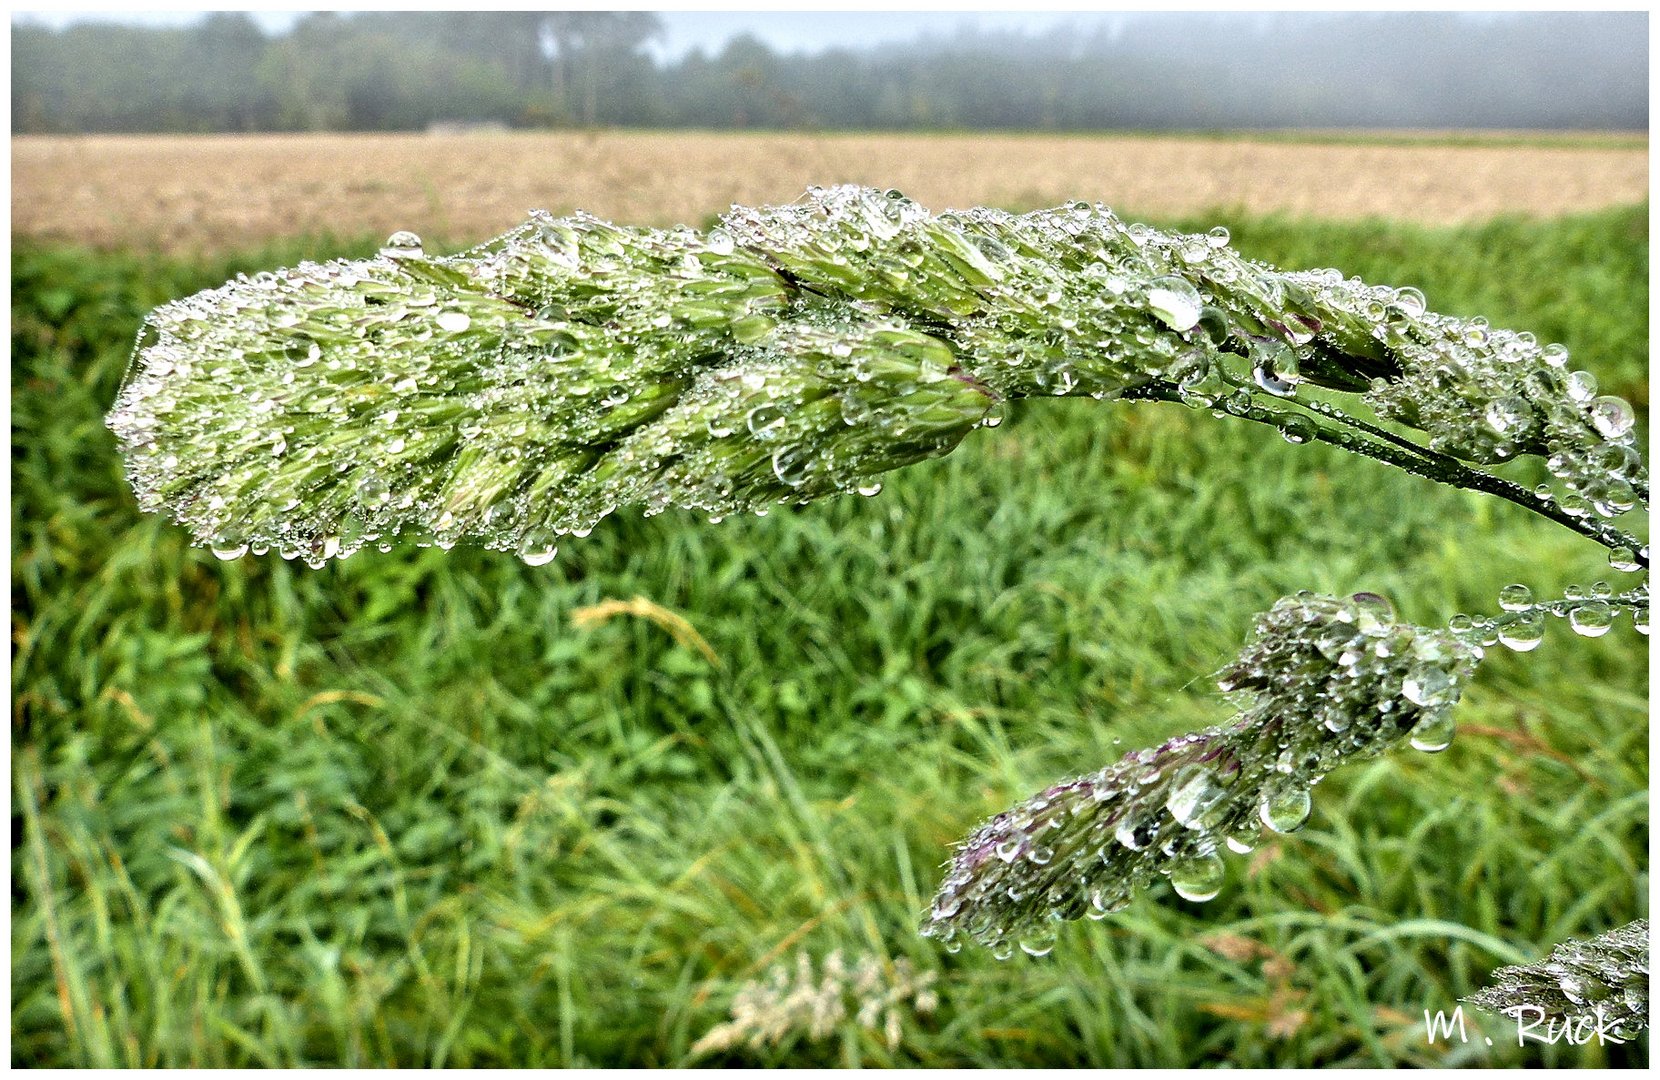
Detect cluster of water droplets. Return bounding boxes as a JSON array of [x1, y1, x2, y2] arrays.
[[106, 184, 1644, 568], [106, 187, 1235, 566], [1466, 919, 1649, 1041], [921, 591, 1479, 957], [1361, 318, 1644, 519], [1206, 270, 1648, 521], [1444, 578, 1650, 653], [1064, 208, 1646, 525], [108, 190, 1032, 566], [718, 186, 1231, 402]]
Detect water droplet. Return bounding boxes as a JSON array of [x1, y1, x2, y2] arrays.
[[1252, 341, 1300, 397], [1278, 414, 1316, 444], [1170, 854, 1225, 902], [1589, 478, 1637, 515], [436, 310, 471, 333], [1495, 611, 1545, 652], [1351, 592, 1395, 636], [519, 536, 558, 566], [1408, 711, 1456, 752], [1393, 286, 1426, 317], [1083, 880, 1125, 916], [705, 229, 735, 255], [746, 404, 786, 438], [1498, 583, 1533, 611], [357, 475, 390, 509], [1484, 396, 1532, 436], [211, 539, 248, 561], [856, 481, 883, 497], [771, 447, 811, 487], [1541, 342, 1570, 368], [1609, 547, 1641, 573], [1166, 766, 1227, 830], [1164, 347, 1211, 387], [1564, 370, 1599, 403], [1587, 396, 1635, 438], [1402, 665, 1454, 707], [1315, 623, 1360, 663], [1145, 276, 1202, 332], [1018, 927, 1058, 957], [1259, 787, 1311, 833], [1568, 601, 1614, 637], [1206, 225, 1230, 249], [1114, 813, 1158, 851], [379, 230, 424, 258]]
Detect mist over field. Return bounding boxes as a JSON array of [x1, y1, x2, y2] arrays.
[[10, 10, 1649, 134]]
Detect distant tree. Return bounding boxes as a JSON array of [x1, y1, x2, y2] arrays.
[[709, 34, 807, 128], [185, 13, 270, 130], [542, 12, 663, 125], [7, 10, 1648, 133], [11, 25, 60, 132]]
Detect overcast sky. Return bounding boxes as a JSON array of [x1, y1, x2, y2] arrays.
[[10, 9, 1327, 61]]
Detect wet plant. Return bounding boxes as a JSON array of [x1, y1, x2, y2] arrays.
[[1466, 920, 1649, 1041], [107, 186, 1646, 996], [689, 950, 939, 1059], [920, 592, 1484, 958]]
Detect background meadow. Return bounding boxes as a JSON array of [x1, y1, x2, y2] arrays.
[[10, 192, 1648, 1065]]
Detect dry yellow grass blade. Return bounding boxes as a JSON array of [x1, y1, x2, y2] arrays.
[[571, 595, 722, 667]]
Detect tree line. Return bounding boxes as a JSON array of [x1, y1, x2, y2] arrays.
[[12, 10, 1647, 134]]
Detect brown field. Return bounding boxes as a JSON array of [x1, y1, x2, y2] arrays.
[[11, 131, 1649, 254]]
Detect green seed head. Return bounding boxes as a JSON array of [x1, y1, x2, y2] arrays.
[[107, 186, 1641, 566], [1466, 920, 1649, 1040], [921, 592, 1480, 956]]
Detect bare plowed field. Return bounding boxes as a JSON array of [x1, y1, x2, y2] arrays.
[[12, 131, 1648, 253]]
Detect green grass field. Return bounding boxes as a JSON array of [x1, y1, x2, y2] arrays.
[[11, 205, 1649, 1066]]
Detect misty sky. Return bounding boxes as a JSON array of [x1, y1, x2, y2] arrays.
[[6, 8, 1526, 63]]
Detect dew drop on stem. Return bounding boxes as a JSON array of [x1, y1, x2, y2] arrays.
[[1259, 787, 1312, 833], [1408, 711, 1456, 753], [1170, 853, 1225, 902]]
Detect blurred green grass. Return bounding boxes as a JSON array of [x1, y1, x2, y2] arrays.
[[11, 205, 1648, 1066]]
